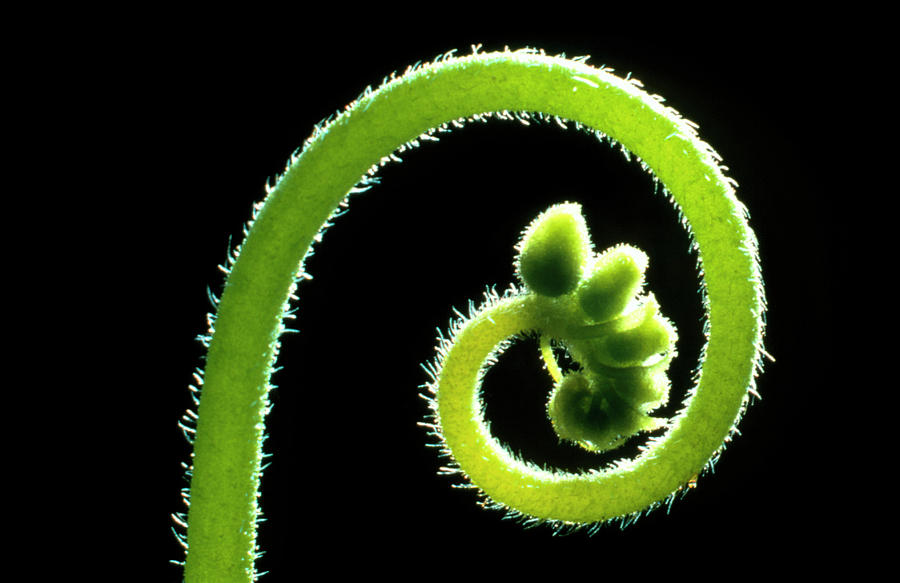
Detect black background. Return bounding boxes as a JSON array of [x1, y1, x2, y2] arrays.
[[88, 21, 855, 580]]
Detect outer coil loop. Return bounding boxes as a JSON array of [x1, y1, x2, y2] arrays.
[[184, 49, 765, 581]]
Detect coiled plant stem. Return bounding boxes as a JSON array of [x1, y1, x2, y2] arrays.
[[182, 49, 764, 582]]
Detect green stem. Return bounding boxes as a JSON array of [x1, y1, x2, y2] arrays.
[[183, 49, 764, 582]]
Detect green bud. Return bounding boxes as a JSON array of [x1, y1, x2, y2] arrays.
[[547, 372, 664, 453], [607, 366, 671, 412], [577, 245, 647, 322], [516, 203, 590, 297], [599, 314, 674, 368]]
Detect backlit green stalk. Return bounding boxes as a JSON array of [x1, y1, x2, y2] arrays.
[[181, 49, 765, 582]]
